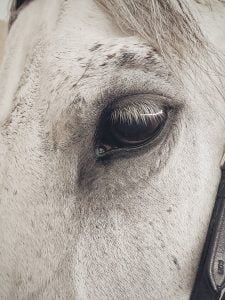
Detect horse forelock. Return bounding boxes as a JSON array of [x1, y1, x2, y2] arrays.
[[9, 0, 224, 67], [7, 0, 225, 107], [4, 0, 225, 130], [11, 0, 203, 54]]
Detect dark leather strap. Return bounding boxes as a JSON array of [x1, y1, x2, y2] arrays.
[[191, 162, 225, 300]]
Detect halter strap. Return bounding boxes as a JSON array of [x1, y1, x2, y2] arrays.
[[191, 153, 225, 300]]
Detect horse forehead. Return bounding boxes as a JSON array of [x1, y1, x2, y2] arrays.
[[50, 37, 160, 69], [43, 37, 167, 120], [86, 41, 159, 71], [44, 36, 164, 93]]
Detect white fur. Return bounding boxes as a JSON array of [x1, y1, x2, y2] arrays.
[[0, 0, 225, 299]]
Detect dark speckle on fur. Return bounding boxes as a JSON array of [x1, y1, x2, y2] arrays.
[[161, 242, 166, 249], [166, 207, 172, 213], [100, 62, 108, 67], [107, 53, 116, 59], [31, 220, 35, 228], [36, 250, 42, 258], [145, 50, 157, 59], [90, 43, 103, 52], [148, 221, 154, 227], [82, 74, 91, 79], [172, 256, 181, 270], [118, 52, 136, 66]]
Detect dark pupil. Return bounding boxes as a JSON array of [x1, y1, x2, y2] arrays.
[[109, 111, 166, 146]]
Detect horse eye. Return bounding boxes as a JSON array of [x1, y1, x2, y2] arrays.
[[95, 102, 168, 158]]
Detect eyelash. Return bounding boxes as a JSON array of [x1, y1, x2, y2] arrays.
[[110, 104, 166, 126]]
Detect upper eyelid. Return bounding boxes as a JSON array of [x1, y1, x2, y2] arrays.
[[103, 93, 174, 115]]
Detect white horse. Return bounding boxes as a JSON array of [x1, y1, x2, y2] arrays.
[[1, 0, 225, 299]]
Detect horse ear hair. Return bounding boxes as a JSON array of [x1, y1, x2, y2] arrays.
[[9, 0, 32, 29], [15, 0, 27, 9], [9, 1, 17, 29]]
